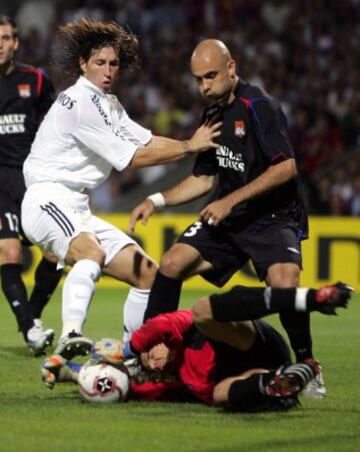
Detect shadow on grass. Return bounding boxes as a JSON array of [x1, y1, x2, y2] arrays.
[[0, 345, 32, 357], [235, 407, 360, 418], [202, 433, 360, 452]]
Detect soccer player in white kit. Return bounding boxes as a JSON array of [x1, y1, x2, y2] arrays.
[[21, 19, 221, 358]]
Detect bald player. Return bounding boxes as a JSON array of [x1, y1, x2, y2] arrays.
[[130, 40, 323, 398]]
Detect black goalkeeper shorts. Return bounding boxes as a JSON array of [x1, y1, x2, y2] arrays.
[[177, 216, 303, 285], [211, 320, 292, 383]]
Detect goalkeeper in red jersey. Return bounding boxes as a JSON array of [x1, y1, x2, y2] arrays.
[[41, 282, 352, 412]]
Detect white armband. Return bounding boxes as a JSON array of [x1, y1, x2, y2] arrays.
[[147, 192, 166, 210]]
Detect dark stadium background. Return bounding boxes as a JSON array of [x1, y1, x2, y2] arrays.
[[2, 0, 359, 215]]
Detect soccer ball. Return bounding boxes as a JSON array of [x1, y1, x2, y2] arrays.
[[78, 362, 129, 403]]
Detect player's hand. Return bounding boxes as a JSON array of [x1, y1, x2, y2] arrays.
[[200, 198, 234, 226], [129, 199, 155, 233], [188, 120, 222, 153], [91, 338, 124, 365]]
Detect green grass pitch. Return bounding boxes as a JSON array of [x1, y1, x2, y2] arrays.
[[0, 286, 359, 452]]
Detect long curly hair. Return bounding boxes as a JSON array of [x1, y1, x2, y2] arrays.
[[53, 18, 139, 84]]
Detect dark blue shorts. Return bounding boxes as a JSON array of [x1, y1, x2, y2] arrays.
[[177, 216, 303, 285]]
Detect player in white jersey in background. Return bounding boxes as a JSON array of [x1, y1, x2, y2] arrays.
[[21, 19, 221, 358]]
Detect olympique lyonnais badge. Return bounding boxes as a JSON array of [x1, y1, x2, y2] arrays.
[[234, 120, 245, 137], [17, 84, 31, 98]]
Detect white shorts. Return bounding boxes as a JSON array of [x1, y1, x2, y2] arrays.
[[21, 183, 138, 266]]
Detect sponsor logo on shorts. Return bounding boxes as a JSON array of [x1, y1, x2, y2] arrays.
[[216, 146, 245, 172], [287, 247, 300, 254]]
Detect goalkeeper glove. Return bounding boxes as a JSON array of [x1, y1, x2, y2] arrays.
[[40, 354, 81, 389]]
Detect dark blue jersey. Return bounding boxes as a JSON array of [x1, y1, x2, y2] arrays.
[[0, 63, 55, 168], [194, 79, 308, 235]]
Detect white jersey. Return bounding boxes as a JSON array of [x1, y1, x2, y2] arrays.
[[23, 76, 152, 190]]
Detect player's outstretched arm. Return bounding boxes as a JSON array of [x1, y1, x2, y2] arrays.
[[129, 121, 221, 168], [129, 174, 214, 233]]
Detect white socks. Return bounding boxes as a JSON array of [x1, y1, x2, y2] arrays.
[[61, 261, 149, 342], [123, 287, 150, 342], [61, 259, 101, 338]]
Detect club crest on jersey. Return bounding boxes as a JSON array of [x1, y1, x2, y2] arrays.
[[234, 120, 245, 137], [18, 84, 31, 98]]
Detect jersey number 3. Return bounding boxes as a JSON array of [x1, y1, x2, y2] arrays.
[[184, 221, 203, 237]]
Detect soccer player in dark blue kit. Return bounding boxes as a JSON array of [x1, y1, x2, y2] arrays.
[[130, 39, 323, 398], [0, 15, 62, 354]]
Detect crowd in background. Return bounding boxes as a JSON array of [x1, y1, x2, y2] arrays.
[[3, 0, 360, 215]]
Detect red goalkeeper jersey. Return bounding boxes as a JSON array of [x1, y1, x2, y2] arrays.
[[130, 310, 216, 404]]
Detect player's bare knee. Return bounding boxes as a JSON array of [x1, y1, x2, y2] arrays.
[[87, 247, 106, 267], [67, 235, 106, 267], [266, 263, 300, 287], [69, 246, 105, 267], [159, 251, 185, 279], [192, 297, 213, 324], [80, 241, 105, 265], [0, 240, 22, 264]]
